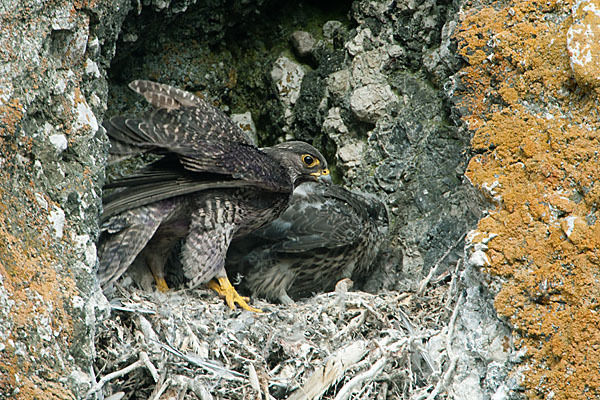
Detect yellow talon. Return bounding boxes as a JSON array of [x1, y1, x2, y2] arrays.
[[208, 277, 263, 313], [154, 277, 170, 293]]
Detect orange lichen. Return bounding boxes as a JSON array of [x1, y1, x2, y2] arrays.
[[0, 97, 24, 136], [0, 164, 78, 398], [456, 1, 600, 398]]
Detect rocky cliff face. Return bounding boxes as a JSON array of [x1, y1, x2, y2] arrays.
[[0, 0, 123, 397], [456, 1, 600, 399], [1, 0, 596, 399]]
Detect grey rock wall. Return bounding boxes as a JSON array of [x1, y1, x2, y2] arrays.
[[0, 0, 517, 398], [0, 0, 128, 396]]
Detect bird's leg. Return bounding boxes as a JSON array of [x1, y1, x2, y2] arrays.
[[146, 256, 169, 292], [143, 234, 175, 293], [207, 277, 263, 313], [153, 276, 169, 292]]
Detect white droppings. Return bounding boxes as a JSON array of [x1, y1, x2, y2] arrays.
[[49, 206, 65, 239], [74, 99, 98, 133], [563, 215, 576, 237], [84, 58, 101, 78], [49, 134, 68, 152], [71, 295, 85, 310], [35, 193, 49, 209]]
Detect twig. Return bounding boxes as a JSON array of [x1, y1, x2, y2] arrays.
[[333, 357, 387, 400], [332, 310, 366, 341], [424, 292, 464, 400], [288, 341, 368, 400], [417, 233, 466, 296], [184, 377, 214, 400], [86, 358, 144, 397], [376, 382, 388, 400], [110, 304, 156, 314], [140, 351, 159, 382], [445, 259, 463, 309], [153, 339, 246, 381], [149, 377, 171, 400], [248, 363, 261, 395]]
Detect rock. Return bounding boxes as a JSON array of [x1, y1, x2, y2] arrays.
[[567, 0, 600, 89], [0, 0, 124, 395], [231, 111, 258, 146], [326, 69, 351, 99], [270, 56, 305, 131], [290, 30, 315, 58], [350, 83, 398, 123], [323, 20, 345, 42], [271, 56, 305, 108]]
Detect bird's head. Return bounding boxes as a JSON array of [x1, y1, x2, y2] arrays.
[[265, 141, 331, 187]]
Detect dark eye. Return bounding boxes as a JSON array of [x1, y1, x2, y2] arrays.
[[302, 154, 319, 167]]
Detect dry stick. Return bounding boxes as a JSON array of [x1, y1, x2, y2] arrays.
[[424, 291, 464, 400], [148, 377, 171, 400], [86, 356, 145, 397], [332, 310, 366, 341], [395, 308, 437, 374], [153, 339, 246, 381], [444, 259, 463, 309], [288, 341, 369, 400], [140, 351, 160, 382], [110, 304, 156, 314], [417, 233, 466, 296], [247, 363, 262, 395], [377, 382, 388, 400], [333, 357, 387, 400]]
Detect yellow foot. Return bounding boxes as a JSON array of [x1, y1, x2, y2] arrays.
[[154, 277, 169, 293], [208, 277, 263, 313]]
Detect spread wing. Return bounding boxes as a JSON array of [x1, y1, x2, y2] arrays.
[[102, 80, 292, 218], [111, 80, 253, 152]]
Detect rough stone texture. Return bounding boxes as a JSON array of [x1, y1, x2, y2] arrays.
[[567, 0, 600, 89], [96, 0, 497, 398], [454, 1, 600, 399], [7, 0, 597, 399], [0, 0, 125, 397], [291, 30, 316, 59]]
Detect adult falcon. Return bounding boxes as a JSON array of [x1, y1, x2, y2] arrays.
[[97, 80, 331, 312], [226, 181, 388, 305]]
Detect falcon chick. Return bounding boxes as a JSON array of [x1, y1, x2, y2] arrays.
[[97, 80, 331, 312], [226, 181, 389, 305]]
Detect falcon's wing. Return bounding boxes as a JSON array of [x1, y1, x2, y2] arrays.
[[104, 84, 286, 186], [101, 157, 283, 220], [126, 79, 252, 145], [254, 182, 367, 252], [106, 80, 251, 157], [102, 81, 293, 217], [97, 202, 170, 286]]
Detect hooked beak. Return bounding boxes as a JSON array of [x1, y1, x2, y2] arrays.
[[310, 168, 332, 184]]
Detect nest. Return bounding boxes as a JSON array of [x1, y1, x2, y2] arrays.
[[90, 257, 462, 400]]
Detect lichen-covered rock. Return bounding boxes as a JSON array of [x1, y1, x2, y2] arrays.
[[567, 0, 600, 89], [349, 83, 398, 123], [455, 1, 600, 398], [9, 0, 594, 399], [270, 56, 306, 133], [0, 0, 123, 396]]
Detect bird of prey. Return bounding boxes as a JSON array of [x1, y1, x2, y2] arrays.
[[226, 181, 389, 305], [97, 80, 331, 312]]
